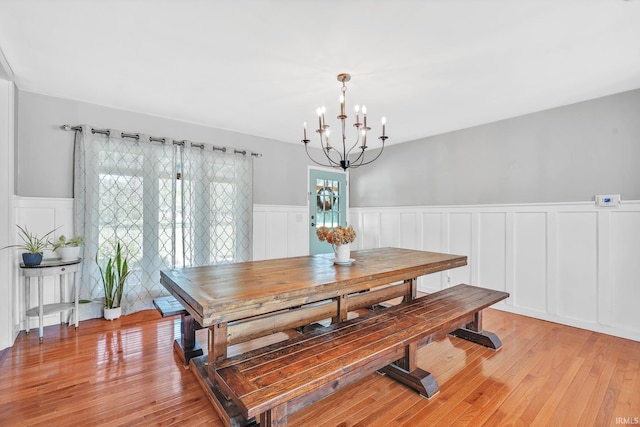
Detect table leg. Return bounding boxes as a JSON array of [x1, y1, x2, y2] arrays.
[[38, 276, 44, 342], [332, 294, 348, 323], [73, 271, 79, 329], [207, 323, 228, 376], [59, 273, 65, 324], [404, 277, 417, 302], [187, 322, 251, 427], [172, 313, 203, 366], [24, 277, 30, 335]]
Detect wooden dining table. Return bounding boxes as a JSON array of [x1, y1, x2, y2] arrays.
[[160, 247, 467, 426]]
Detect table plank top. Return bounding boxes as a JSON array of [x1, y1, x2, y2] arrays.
[[160, 247, 467, 326]]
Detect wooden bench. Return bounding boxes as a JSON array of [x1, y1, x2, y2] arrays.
[[154, 295, 204, 364], [215, 284, 509, 426]]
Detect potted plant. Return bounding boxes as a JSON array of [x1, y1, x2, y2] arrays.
[[1, 225, 57, 266], [96, 242, 130, 320], [50, 234, 84, 261], [316, 225, 357, 264]]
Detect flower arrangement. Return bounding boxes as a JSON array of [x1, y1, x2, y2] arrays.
[[316, 225, 356, 246]]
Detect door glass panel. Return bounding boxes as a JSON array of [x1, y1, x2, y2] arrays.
[[309, 169, 347, 255], [316, 178, 341, 228]]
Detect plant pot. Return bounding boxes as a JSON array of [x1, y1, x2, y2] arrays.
[[104, 306, 122, 320], [22, 252, 43, 266], [334, 243, 351, 263], [57, 246, 81, 261]]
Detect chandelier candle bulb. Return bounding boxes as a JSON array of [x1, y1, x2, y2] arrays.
[[317, 108, 322, 130], [355, 105, 360, 124], [362, 105, 367, 127], [303, 122, 307, 139], [321, 106, 326, 128], [382, 117, 386, 136], [340, 94, 345, 116]]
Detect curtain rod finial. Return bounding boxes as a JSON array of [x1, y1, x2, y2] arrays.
[[61, 124, 71, 131]]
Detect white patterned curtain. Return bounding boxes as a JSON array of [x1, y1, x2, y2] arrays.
[[74, 126, 253, 316], [179, 145, 253, 267]]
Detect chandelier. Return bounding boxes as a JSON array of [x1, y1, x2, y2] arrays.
[[301, 73, 388, 170]]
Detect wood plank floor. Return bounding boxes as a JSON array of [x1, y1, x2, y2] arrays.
[[0, 308, 638, 426]]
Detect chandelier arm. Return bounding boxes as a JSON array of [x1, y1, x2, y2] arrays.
[[352, 142, 386, 168], [344, 127, 362, 158], [304, 142, 342, 168], [348, 147, 367, 167], [341, 119, 348, 160], [320, 132, 344, 162], [317, 135, 347, 168]]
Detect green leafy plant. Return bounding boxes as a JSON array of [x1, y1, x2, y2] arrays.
[[1, 225, 57, 254], [50, 234, 84, 251], [96, 242, 130, 309]]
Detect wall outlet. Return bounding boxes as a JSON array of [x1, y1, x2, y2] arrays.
[[595, 194, 621, 208]]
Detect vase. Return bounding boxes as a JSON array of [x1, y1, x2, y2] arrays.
[[22, 253, 43, 266], [334, 243, 351, 263], [104, 306, 122, 320], [57, 246, 81, 261]]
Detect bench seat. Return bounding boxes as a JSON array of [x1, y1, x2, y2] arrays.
[[153, 295, 189, 317], [215, 284, 509, 426]]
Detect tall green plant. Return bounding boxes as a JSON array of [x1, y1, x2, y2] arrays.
[[96, 242, 130, 309]]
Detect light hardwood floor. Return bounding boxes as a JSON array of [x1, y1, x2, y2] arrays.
[[0, 308, 638, 426]]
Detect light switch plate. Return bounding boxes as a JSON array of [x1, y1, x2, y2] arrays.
[[595, 194, 621, 208]]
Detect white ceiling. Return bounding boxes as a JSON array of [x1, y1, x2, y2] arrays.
[[1, 0, 639, 145]]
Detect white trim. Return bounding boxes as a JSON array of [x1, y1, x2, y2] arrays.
[[0, 80, 16, 350], [0, 48, 14, 81]]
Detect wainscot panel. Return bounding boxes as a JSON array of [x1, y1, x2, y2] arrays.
[[252, 204, 308, 261], [351, 201, 640, 342]]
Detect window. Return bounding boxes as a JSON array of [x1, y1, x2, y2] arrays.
[[75, 127, 253, 315]]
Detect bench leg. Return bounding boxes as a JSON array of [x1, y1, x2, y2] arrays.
[[378, 364, 440, 399], [173, 313, 203, 366], [449, 311, 503, 350], [260, 403, 288, 427], [449, 328, 502, 350], [378, 342, 440, 399]]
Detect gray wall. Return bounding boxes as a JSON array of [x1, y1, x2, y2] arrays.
[[16, 90, 315, 205], [350, 89, 640, 207], [17, 88, 640, 208]]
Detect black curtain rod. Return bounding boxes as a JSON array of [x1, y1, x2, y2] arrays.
[[61, 124, 262, 157]]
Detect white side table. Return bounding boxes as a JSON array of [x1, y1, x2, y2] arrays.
[[20, 258, 82, 341]]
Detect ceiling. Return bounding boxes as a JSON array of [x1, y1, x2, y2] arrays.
[[1, 0, 639, 145]]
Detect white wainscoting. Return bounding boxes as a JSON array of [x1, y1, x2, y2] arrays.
[[252, 204, 309, 261], [350, 202, 640, 342], [12, 199, 640, 343]]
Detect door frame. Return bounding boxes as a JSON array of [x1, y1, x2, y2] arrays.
[[308, 166, 349, 255]]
